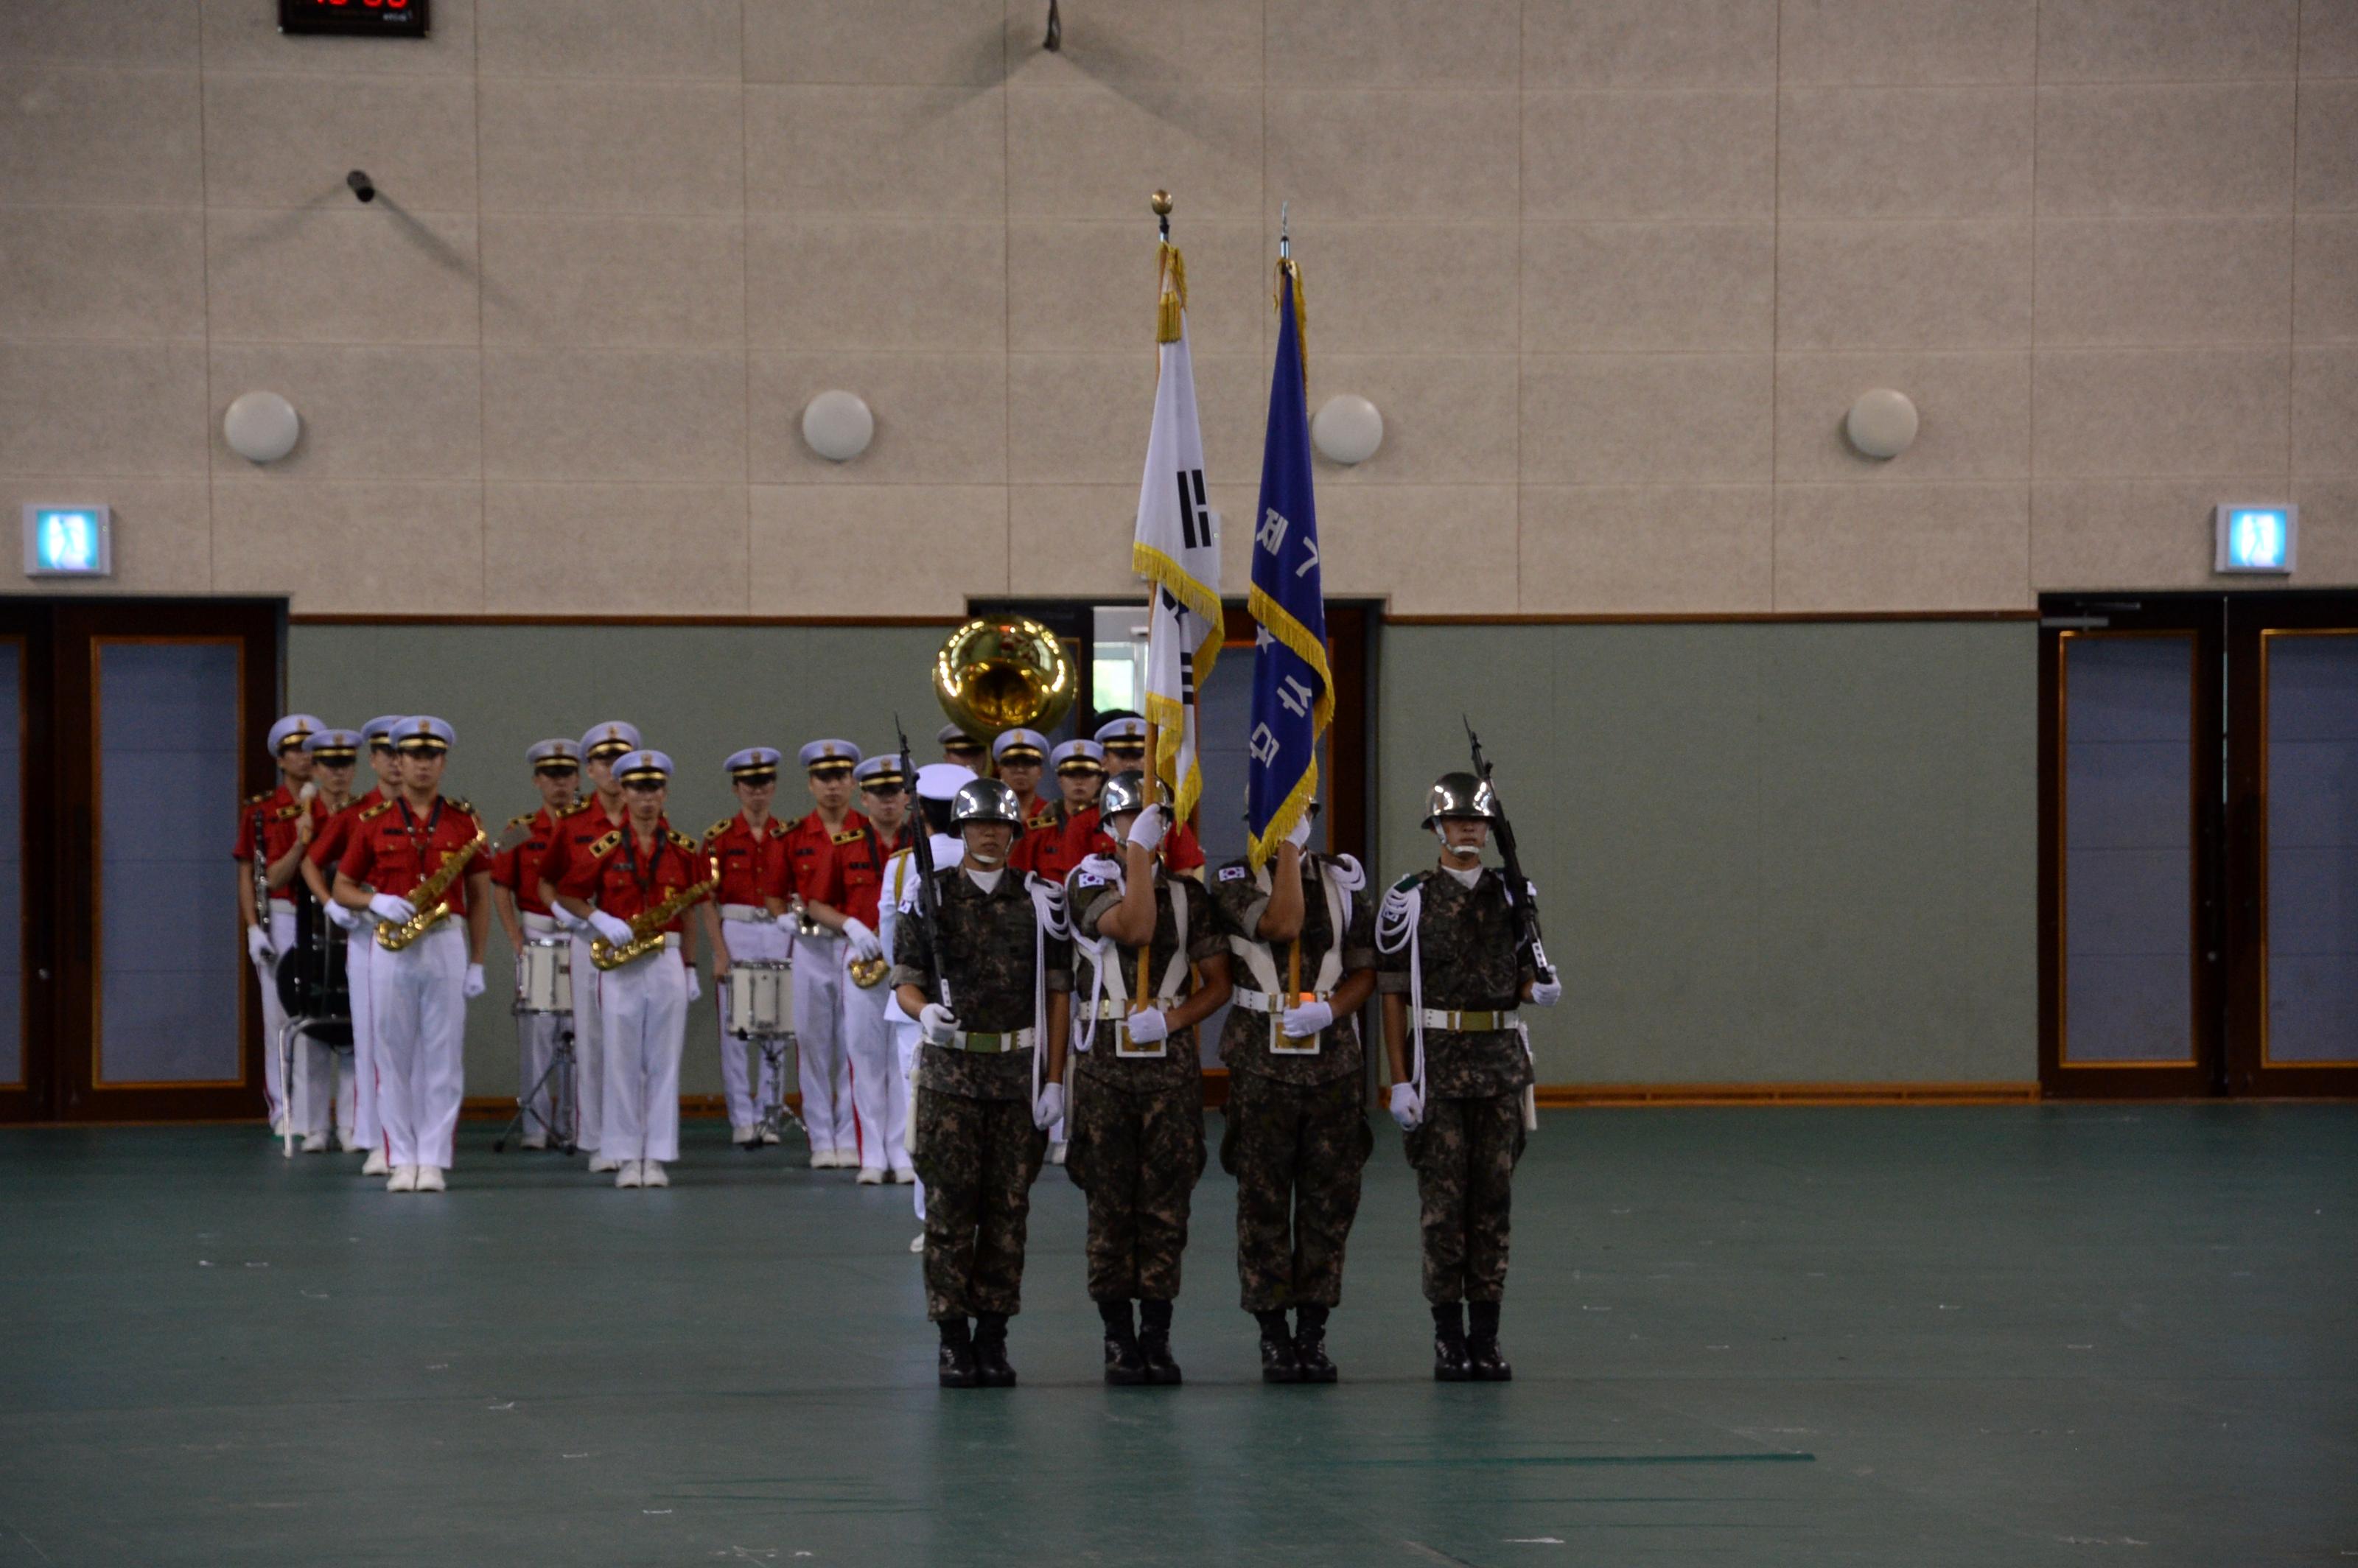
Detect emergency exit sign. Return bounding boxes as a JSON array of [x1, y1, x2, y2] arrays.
[[2215, 505, 2295, 575], [23, 505, 112, 577]]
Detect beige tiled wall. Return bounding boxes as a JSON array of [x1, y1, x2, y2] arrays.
[[4, 0, 2350, 613]]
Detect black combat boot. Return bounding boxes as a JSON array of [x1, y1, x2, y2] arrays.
[[1101, 1299, 1147, 1386], [1293, 1304, 1338, 1383], [937, 1317, 979, 1389], [1136, 1298, 1182, 1385], [1466, 1301, 1512, 1382], [972, 1312, 1017, 1387], [1255, 1309, 1300, 1383], [1432, 1302, 1472, 1382]]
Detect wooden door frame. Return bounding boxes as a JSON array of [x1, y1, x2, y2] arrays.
[[16, 599, 284, 1123], [0, 604, 54, 1121], [2037, 594, 2225, 1098], [2224, 591, 2358, 1096]]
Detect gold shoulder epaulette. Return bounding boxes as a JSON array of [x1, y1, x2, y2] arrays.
[[590, 829, 623, 857], [833, 827, 865, 845], [669, 828, 699, 852], [706, 817, 734, 842], [244, 789, 274, 807], [271, 799, 308, 820], [358, 799, 396, 822], [507, 813, 534, 830], [448, 797, 473, 815], [558, 798, 593, 819], [767, 819, 789, 838]]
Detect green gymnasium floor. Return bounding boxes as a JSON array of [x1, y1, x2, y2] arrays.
[[2, 1107, 2352, 1567]]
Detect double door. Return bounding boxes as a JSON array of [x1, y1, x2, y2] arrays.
[[2041, 591, 2358, 1096], [0, 599, 281, 1122]]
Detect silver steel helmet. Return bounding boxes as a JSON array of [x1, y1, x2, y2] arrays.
[[950, 777, 1024, 829], [1097, 769, 1149, 822], [1421, 771, 1497, 830]]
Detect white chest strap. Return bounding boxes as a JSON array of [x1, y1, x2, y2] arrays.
[[1072, 858, 1189, 1054], [1375, 875, 1427, 1099], [1228, 854, 1360, 998]]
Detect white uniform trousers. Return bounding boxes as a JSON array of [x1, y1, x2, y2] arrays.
[[716, 917, 788, 1128], [842, 951, 905, 1175], [791, 929, 857, 1156], [889, 990, 924, 1221], [516, 913, 567, 1138], [600, 947, 687, 1164], [369, 923, 467, 1171], [295, 1029, 355, 1142], [346, 925, 381, 1149], [569, 932, 605, 1155], [253, 904, 298, 1127]]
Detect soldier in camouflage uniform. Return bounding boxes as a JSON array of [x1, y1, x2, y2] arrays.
[[1376, 772, 1564, 1382], [1208, 806, 1378, 1383], [891, 778, 1071, 1390], [1063, 771, 1230, 1386]]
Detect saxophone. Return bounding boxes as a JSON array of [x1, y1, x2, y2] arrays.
[[374, 831, 489, 951], [590, 855, 721, 971]]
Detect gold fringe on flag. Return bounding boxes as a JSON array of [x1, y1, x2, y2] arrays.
[[1276, 256, 1307, 378], [1155, 242, 1188, 344]]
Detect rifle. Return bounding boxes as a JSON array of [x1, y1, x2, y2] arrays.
[[1465, 716, 1556, 987], [894, 715, 950, 1012]]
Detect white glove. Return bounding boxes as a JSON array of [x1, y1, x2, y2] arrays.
[[842, 917, 882, 962], [324, 901, 360, 931], [1284, 812, 1311, 849], [246, 924, 274, 965], [462, 963, 486, 998], [587, 910, 634, 947], [1389, 1082, 1424, 1131], [368, 893, 416, 925], [1124, 1006, 1169, 1045], [919, 1002, 959, 1046], [1033, 1082, 1065, 1130], [550, 903, 584, 932], [1125, 804, 1167, 853], [1529, 976, 1564, 1007], [684, 965, 702, 1001], [1282, 998, 1333, 1038]]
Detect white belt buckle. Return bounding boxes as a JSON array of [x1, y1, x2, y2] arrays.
[[1268, 990, 1325, 1056]]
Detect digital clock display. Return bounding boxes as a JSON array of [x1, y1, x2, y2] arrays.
[[280, 0, 430, 38]]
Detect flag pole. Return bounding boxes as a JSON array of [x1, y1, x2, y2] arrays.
[[1136, 189, 1176, 1012], [1278, 206, 1306, 1007]]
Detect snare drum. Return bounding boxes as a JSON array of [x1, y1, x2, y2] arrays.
[[727, 959, 793, 1037], [515, 935, 573, 1015]]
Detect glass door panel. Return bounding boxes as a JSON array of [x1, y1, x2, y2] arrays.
[[0, 637, 21, 1091], [2260, 632, 2358, 1066]]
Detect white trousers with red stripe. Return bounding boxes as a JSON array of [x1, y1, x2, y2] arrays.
[[791, 930, 856, 1155], [600, 948, 686, 1163], [570, 933, 604, 1155], [842, 949, 903, 1174], [346, 925, 380, 1147], [368, 923, 466, 1171], [716, 917, 788, 1127], [253, 904, 298, 1127]]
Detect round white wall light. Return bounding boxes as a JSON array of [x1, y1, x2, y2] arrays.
[[1845, 388, 1918, 460], [802, 390, 875, 463], [1311, 394, 1384, 466], [223, 391, 301, 464]]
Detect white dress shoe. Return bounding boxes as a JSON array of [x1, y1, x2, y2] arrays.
[[301, 1132, 329, 1153], [270, 1116, 290, 1138], [362, 1149, 388, 1176], [761, 1127, 782, 1145], [808, 1149, 833, 1170], [732, 1123, 756, 1145], [615, 1161, 643, 1189], [890, 1166, 916, 1185], [642, 1161, 669, 1188], [856, 1166, 885, 1186], [416, 1166, 447, 1193], [590, 1155, 618, 1173], [909, 1233, 925, 1254], [387, 1165, 419, 1193], [521, 1133, 548, 1151], [339, 1136, 367, 1154], [1047, 1141, 1068, 1166]]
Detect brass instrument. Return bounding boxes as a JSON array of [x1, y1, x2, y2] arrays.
[[934, 616, 1077, 742], [849, 955, 891, 989], [590, 856, 721, 971], [375, 831, 488, 951]]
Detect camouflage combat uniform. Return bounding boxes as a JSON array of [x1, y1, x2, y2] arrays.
[[1376, 868, 1534, 1306], [890, 868, 1069, 1323], [1208, 855, 1376, 1313], [1065, 861, 1221, 1304]]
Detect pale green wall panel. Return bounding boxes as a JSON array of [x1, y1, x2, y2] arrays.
[[1374, 621, 2037, 1085]]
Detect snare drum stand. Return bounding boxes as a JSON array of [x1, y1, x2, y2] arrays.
[[754, 1027, 805, 1146], [494, 1009, 580, 1155]]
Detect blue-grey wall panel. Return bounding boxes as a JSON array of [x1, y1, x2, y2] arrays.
[[2264, 634, 2358, 1064]]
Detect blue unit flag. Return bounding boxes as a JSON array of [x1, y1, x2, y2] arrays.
[[1246, 262, 1334, 869]]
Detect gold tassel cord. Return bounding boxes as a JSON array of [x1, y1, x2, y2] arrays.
[[1155, 241, 1188, 344], [1276, 256, 1307, 380]]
